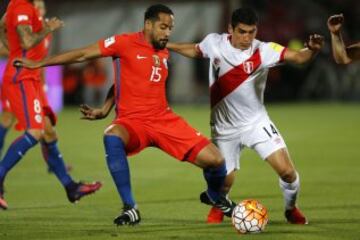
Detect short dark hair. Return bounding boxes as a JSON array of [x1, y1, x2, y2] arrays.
[[144, 4, 173, 22], [231, 7, 259, 28]]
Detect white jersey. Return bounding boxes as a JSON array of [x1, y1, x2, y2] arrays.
[[197, 33, 286, 139]]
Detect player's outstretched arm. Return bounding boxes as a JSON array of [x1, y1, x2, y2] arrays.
[[14, 42, 103, 69], [328, 14, 360, 64], [17, 17, 64, 50], [166, 42, 201, 58], [80, 84, 115, 121], [346, 43, 360, 63], [283, 34, 324, 64]]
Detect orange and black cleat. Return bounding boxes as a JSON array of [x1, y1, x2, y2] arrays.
[[66, 181, 102, 203], [285, 207, 308, 224]]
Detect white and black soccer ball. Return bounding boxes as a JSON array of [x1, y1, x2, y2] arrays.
[[231, 199, 269, 234]]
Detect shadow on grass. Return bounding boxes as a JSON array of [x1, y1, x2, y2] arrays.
[[138, 193, 279, 205]]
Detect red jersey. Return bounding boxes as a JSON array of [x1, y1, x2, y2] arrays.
[[3, 0, 48, 83], [98, 32, 169, 118]]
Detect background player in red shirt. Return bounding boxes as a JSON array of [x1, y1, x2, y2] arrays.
[[0, 0, 71, 173], [0, 0, 101, 210], [327, 14, 360, 64], [16, 4, 237, 225]]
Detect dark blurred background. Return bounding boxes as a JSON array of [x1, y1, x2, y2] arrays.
[[1, 0, 359, 110]]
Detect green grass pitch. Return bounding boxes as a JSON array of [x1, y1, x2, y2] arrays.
[[0, 103, 359, 240]]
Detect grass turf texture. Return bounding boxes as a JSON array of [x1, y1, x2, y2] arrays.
[[0, 103, 359, 240]]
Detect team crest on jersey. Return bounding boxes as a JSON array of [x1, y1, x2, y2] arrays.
[[152, 55, 161, 67], [243, 61, 254, 74]]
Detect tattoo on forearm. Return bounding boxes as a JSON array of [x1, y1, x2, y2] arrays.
[[17, 25, 50, 49]]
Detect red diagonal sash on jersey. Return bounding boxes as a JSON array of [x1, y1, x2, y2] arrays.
[[210, 49, 261, 108]]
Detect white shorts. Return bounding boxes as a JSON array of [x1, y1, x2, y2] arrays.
[[213, 118, 287, 174]]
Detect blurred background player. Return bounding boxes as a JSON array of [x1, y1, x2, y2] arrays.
[[328, 14, 360, 64], [81, 59, 107, 107], [0, 0, 72, 173], [15, 4, 237, 225], [0, 0, 101, 210], [166, 7, 324, 224]]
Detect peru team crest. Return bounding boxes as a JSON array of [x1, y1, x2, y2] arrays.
[[243, 61, 254, 74]]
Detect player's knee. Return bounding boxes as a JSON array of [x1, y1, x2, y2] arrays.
[[0, 112, 15, 128], [43, 127, 57, 141], [104, 124, 129, 144], [279, 169, 297, 183], [207, 154, 225, 168]]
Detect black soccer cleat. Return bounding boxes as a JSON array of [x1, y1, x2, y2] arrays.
[[200, 191, 236, 217], [66, 181, 102, 203], [114, 204, 141, 226]]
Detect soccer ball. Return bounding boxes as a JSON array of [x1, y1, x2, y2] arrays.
[[231, 199, 268, 234]]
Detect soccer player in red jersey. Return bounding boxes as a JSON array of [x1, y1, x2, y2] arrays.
[[0, 0, 102, 210], [328, 14, 360, 64], [0, 0, 72, 174], [16, 4, 237, 225]]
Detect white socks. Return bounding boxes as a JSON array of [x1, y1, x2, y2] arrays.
[[279, 172, 300, 210]]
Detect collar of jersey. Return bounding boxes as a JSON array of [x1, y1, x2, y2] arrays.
[[226, 34, 253, 55]]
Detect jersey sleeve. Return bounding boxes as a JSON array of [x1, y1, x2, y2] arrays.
[[98, 35, 127, 58], [196, 33, 218, 58], [261, 42, 287, 68], [12, 4, 34, 27]]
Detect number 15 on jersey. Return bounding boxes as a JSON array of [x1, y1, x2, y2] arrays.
[[150, 66, 162, 82]]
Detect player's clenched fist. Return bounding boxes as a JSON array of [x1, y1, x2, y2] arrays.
[[305, 34, 324, 51], [327, 14, 344, 34]]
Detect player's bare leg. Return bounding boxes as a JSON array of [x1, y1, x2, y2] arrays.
[[207, 170, 236, 223], [266, 148, 308, 224], [104, 124, 140, 226], [194, 143, 236, 217]]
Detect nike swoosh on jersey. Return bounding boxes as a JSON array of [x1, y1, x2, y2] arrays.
[[136, 55, 147, 59]]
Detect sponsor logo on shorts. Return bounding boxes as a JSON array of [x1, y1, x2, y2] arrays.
[[35, 114, 42, 123]]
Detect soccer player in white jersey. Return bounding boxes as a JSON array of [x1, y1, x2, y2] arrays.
[[328, 14, 360, 64], [166, 8, 324, 224]]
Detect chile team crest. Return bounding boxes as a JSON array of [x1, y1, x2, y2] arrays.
[[152, 55, 161, 67], [243, 61, 254, 74]]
